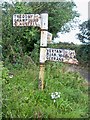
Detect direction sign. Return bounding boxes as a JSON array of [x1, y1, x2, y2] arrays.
[[46, 48, 78, 64], [13, 14, 41, 27]]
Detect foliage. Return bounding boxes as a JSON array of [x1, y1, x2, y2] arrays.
[[0, 62, 2, 120], [29, 2, 78, 37], [2, 1, 78, 64], [2, 62, 88, 118], [31, 41, 40, 65], [48, 42, 77, 50], [76, 44, 90, 67], [77, 20, 90, 44]]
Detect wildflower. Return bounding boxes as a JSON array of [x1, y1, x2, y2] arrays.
[[58, 95, 60, 98], [54, 99, 56, 103], [55, 92, 58, 95], [51, 94, 55, 99], [50, 92, 61, 100]]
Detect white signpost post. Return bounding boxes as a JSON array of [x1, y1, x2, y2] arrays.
[[13, 13, 78, 90], [39, 13, 48, 89], [13, 12, 48, 90]]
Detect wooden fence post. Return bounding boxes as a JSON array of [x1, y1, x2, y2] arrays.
[[38, 12, 48, 90]]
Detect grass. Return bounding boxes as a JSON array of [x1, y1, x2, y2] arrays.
[[0, 61, 3, 120], [2, 61, 89, 118]]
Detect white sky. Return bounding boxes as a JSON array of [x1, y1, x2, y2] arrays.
[[74, 0, 88, 21]]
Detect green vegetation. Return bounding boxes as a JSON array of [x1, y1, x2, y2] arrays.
[[2, 61, 88, 118], [1, 1, 89, 119], [77, 20, 90, 44], [0, 62, 2, 120]]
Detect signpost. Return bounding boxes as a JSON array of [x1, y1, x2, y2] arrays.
[[13, 12, 78, 90], [13, 13, 48, 90], [46, 48, 78, 64], [13, 14, 41, 27], [39, 13, 48, 90]]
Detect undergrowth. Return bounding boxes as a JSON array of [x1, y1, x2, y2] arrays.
[[2, 62, 89, 118]]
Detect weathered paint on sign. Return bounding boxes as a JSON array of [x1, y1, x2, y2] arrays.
[[13, 14, 41, 27], [40, 13, 48, 30], [47, 32, 52, 44], [40, 48, 47, 63], [46, 48, 78, 64], [40, 31, 47, 47]]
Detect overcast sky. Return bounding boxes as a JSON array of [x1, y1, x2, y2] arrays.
[[1, 0, 89, 44]]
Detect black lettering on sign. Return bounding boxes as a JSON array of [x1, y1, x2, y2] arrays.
[[59, 57, 61, 61], [54, 53, 56, 56], [61, 57, 63, 61], [14, 21, 17, 26], [47, 52, 49, 55], [17, 14, 21, 18], [34, 14, 39, 25], [22, 14, 25, 18], [59, 50, 62, 53], [51, 57, 53, 60], [49, 49, 51, 52], [47, 56, 48, 60]]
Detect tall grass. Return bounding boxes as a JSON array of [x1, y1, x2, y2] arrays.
[[2, 62, 88, 118]]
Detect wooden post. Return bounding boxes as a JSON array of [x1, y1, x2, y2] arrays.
[[38, 12, 48, 90]]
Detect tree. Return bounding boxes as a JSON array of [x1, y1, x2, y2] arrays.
[[77, 20, 90, 44], [76, 20, 90, 67]]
